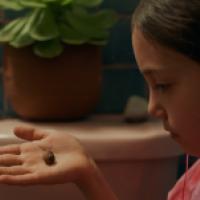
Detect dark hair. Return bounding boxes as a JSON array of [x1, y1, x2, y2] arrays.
[[132, 0, 200, 62]]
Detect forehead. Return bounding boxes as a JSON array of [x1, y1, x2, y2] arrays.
[[132, 27, 200, 73]]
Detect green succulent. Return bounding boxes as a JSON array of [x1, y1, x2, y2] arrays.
[[0, 0, 118, 58]]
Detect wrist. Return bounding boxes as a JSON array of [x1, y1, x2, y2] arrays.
[[76, 157, 118, 200], [75, 157, 98, 189]]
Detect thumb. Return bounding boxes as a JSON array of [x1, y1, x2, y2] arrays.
[[13, 126, 47, 141]]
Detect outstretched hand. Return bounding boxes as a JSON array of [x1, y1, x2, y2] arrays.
[[0, 126, 91, 185]]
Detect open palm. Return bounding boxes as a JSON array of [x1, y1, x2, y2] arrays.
[[0, 126, 90, 185]]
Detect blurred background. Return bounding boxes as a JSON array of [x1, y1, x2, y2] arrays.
[[0, 0, 146, 117]]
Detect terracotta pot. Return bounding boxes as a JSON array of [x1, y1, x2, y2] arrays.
[[3, 44, 102, 121]]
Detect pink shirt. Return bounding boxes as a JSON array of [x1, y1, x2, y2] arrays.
[[168, 159, 200, 200]]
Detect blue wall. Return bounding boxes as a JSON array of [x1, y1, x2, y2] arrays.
[[96, 0, 146, 113]]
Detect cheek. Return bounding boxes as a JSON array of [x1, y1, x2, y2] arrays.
[[167, 84, 200, 133], [170, 105, 200, 132], [168, 110, 200, 156], [169, 103, 200, 145]]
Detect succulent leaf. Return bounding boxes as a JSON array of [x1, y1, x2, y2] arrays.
[[73, 0, 103, 7], [0, 0, 24, 10], [0, 0, 117, 58], [33, 39, 63, 58], [30, 8, 59, 41], [61, 0, 73, 6], [19, 0, 47, 8], [10, 16, 35, 47], [64, 8, 110, 40], [0, 18, 26, 42], [59, 23, 88, 45]]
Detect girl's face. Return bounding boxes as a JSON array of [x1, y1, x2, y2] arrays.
[[132, 27, 200, 157]]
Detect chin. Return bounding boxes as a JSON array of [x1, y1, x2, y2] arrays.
[[181, 145, 200, 158], [169, 132, 180, 140]]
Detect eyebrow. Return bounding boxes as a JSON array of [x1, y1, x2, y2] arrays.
[[141, 68, 166, 75]]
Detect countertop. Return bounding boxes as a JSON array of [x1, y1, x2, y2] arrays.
[[0, 115, 183, 161]]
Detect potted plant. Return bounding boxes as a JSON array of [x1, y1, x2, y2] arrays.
[[0, 0, 117, 121]]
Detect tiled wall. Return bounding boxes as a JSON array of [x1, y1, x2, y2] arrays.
[[96, 0, 146, 113], [0, 0, 146, 116]]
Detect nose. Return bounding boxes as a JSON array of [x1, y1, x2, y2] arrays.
[[148, 93, 166, 120]]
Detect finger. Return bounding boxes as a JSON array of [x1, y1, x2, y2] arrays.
[[0, 145, 21, 155], [0, 166, 29, 176], [0, 154, 22, 166], [0, 173, 40, 185], [14, 126, 47, 141]]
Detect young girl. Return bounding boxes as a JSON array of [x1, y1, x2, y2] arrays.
[[0, 0, 199, 199]]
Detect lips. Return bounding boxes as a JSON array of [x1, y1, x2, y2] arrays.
[[170, 132, 179, 139], [163, 123, 172, 132]]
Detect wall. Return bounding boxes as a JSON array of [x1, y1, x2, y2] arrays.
[[96, 0, 146, 113]]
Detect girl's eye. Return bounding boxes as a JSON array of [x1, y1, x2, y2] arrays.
[[154, 84, 170, 92]]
